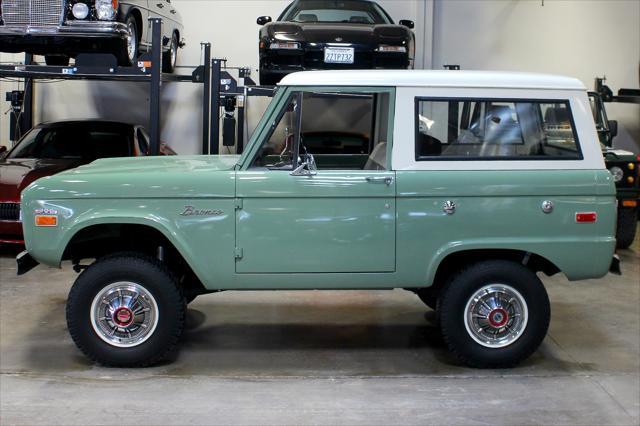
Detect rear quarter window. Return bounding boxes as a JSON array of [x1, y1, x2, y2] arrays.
[[415, 98, 583, 161]]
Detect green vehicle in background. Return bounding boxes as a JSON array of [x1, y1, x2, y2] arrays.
[[589, 78, 640, 249]]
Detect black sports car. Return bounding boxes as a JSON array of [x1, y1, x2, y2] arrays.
[[257, 0, 415, 85]]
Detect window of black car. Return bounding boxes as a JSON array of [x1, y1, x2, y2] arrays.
[[415, 99, 582, 160], [8, 125, 133, 160], [282, 0, 391, 24], [251, 90, 391, 170]]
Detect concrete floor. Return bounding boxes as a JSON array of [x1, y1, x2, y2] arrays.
[[0, 235, 638, 425]]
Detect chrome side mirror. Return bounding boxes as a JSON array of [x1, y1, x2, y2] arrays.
[[290, 153, 317, 176]]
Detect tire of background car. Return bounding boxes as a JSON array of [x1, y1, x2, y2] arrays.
[[438, 260, 550, 368], [162, 32, 179, 73], [66, 252, 185, 367], [44, 55, 70, 66], [119, 14, 139, 66], [616, 207, 638, 249]]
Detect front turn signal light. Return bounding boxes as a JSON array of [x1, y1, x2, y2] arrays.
[[35, 215, 58, 227], [628, 163, 636, 170], [628, 176, 635, 184]]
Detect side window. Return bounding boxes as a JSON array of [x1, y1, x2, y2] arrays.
[[416, 98, 582, 160], [251, 93, 300, 169], [251, 90, 392, 171], [300, 91, 391, 170]]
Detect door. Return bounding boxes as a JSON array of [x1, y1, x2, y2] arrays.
[[236, 88, 396, 273]]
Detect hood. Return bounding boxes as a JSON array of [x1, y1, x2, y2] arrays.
[[266, 22, 411, 45], [21, 155, 239, 200], [0, 158, 83, 202]]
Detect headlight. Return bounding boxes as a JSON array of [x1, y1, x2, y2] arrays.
[[96, 0, 117, 20], [269, 42, 300, 50], [609, 166, 624, 182], [72, 3, 90, 19], [377, 45, 407, 53]]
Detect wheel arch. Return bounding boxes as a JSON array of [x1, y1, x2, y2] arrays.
[[428, 248, 560, 294], [62, 220, 208, 296], [128, 8, 143, 42]]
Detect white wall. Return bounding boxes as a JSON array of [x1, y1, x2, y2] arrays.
[[1, 0, 638, 153]]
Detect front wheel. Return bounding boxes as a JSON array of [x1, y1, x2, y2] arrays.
[[119, 15, 139, 66], [438, 260, 550, 368], [66, 253, 185, 367]]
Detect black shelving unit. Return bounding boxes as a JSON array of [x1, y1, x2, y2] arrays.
[[2, 18, 277, 156], [1, 18, 214, 155]]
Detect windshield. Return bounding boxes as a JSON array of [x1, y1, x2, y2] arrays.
[[8, 124, 133, 160], [281, 0, 392, 24]]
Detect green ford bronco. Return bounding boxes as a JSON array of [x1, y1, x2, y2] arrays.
[[17, 70, 620, 368]]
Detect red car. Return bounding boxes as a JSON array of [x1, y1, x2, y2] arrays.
[[0, 120, 175, 245]]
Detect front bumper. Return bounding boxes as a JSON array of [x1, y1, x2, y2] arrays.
[[0, 218, 23, 245], [260, 44, 412, 77], [0, 21, 129, 54]]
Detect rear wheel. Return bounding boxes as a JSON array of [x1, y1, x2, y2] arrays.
[[66, 253, 185, 367], [616, 207, 637, 249], [44, 55, 70, 66], [438, 260, 550, 368], [162, 32, 179, 73]]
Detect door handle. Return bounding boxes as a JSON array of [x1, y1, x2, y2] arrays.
[[365, 176, 393, 186], [170, 9, 176, 14], [157, 3, 164, 8]]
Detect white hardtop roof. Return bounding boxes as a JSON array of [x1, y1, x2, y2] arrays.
[[279, 70, 586, 91]]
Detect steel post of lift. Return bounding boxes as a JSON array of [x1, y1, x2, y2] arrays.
[[209, 58, 222, 155], [201, 43, 211, 155], [149, 18, 162, 156]]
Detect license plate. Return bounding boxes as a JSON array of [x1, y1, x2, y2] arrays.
[[324, 47, 355, 64]]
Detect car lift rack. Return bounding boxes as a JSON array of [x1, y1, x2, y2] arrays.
[[1, 18, 275, 155]]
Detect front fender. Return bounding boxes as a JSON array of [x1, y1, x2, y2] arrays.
[[22, 198, 235, 288]]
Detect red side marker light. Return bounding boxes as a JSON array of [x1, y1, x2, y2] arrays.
[[575, 212, 597, 223]]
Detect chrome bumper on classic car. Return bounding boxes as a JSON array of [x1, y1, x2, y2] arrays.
[[0, 21, 129, 38]]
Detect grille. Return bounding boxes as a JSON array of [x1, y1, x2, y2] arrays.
[[0, 203, 21, 221], [1, 0, 64, 27]]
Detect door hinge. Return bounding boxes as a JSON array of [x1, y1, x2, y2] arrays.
[[235, 198, 243, 210], [234, 247, 243, 260]]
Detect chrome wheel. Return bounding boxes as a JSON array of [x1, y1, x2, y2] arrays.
[[170, 35, 177, 69], [127, 21, 138, 63], [90, 282, 159, 348], [464, 284, 528, 348]]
